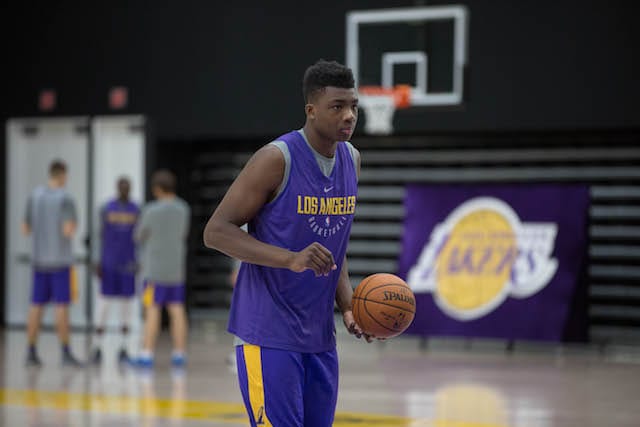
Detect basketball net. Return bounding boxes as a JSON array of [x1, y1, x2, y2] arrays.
[[359, 85, 411, 135]]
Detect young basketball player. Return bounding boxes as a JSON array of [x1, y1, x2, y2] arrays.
[[203, 59, 372, 427], [132, 170, 191, 368], [22, 160, 84, 367], [90, 177, 139, 364]]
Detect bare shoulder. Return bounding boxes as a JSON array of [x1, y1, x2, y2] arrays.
[[241, 143, 286, 187], [250, 143, 286, 167]]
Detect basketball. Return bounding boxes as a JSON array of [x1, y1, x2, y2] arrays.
[[352, 273, 416, 338]]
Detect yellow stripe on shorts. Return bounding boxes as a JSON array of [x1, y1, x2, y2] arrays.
[[70, 267, 78, 303], [243, 344, 272, 427], [143, 283, 155, 308]]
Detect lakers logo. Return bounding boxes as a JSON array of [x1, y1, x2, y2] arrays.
[[256, 406, 265, 425], [407, 197, 558, 320]]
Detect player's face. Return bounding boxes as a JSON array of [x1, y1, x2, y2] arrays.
[[118, 179, 130, 199], [58, 172, 68, 186], [311, 86, 358, 142]]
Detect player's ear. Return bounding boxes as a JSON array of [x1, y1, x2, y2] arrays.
[[305, 103, 316, 120]]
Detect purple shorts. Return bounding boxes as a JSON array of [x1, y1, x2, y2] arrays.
[[236, 344, 338, 427], [32, 267, 77, 305], [101, 268, 135, 297], [142, 280, 185, 307]]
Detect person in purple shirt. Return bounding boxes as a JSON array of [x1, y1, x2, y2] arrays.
[[204, 59, 375, 427], [90, 177, 139, 364]]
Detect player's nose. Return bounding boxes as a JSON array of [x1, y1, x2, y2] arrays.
[[343, 108, 356, 123]]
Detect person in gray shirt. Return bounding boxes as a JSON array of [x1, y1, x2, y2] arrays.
[[22, 160, 83, 367], [132, 169, 190, 368]]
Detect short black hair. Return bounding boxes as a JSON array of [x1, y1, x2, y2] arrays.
[[303, 59, 355, 103], [151, 169, 176, 193], [49, 159, 67, 177]]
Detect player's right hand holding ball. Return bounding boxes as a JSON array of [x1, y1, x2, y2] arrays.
[[342, 310, 377, 343]]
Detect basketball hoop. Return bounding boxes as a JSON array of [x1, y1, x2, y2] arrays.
[[358, 85, 411, 135]]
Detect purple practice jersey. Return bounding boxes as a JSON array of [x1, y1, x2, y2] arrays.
[[101, 199, 139, 271], [228, 131, 358, 353]]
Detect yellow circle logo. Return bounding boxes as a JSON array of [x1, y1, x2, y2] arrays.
[[407, 197, 559, 321], [436, 209, 515, 311]]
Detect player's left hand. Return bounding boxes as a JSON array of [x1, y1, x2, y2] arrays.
[[342, 310, 376, 343]]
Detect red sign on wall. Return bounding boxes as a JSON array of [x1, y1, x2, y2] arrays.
[[109, 86, 128, 110], [38, 90, 56, 112]]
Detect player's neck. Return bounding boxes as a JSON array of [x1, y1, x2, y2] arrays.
[[47, 179, 63, 189], [302, 124, 337, 158], [156, 193, 176, 201]]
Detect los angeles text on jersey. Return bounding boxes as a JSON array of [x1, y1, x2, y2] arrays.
[[106, 212, 137, 224], [296, 195, 356, 215]]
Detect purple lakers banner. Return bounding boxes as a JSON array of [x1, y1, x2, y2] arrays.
[[398, 185, 589, 341]]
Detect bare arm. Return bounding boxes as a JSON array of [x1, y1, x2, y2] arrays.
[[203, 144, 336, 275], [336, 256, 374, 342], [22, 197, 32, 236], [335, 256, 353, 314], [61, 196, 77, 238], [21, 222, 31, 236], [134, 209, 149, 244], [336, 144, 374, 340]]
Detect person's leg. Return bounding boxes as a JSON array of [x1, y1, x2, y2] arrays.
[[26, 305, 44, 365], [91, 294, 110, 363], [26, 305, 44, 345], [118, 297, 132, 361], [302, 349, 339, 427], [236, 344, 304, 427], [167, 303, 187, 354], [92, 268, 115, 363], [54, 304, 70, 345], [26, 270, 50, 365], [117, 271, 135, 361], [141, 305, 161, 355], [161, 284, 187, 366], [52, 268, 82, 366], [136, 281, 161, 367]]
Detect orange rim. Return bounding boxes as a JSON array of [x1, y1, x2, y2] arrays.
[[359, 84, 411, 109]]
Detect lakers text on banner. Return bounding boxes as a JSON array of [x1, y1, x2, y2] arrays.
[[398, 185, 589, 341]]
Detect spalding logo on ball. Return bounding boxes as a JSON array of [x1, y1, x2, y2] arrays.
[[351, 273, 416, 338]]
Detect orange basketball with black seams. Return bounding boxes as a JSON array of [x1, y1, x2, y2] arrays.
[[352, 273, 416, 338]]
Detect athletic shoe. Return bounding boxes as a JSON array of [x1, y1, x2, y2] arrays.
[[171, 354, 186, 368], [26, 352, 43, 367], [131, 356, 154, 369], [118, 348, 130, 364], [62, 352, 85, 367], [91, 348, 102, 365]]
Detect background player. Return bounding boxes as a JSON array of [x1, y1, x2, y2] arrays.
[[203, 59, 371, 426], [22, 159, 84, 367], [90, 176, 140, 364], [132, 169, 191, 368]]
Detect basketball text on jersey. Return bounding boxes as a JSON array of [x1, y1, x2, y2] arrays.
[[407, 197, 558, 321]]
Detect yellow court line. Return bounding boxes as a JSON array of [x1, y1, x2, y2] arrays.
[[0, 388, 505, 427]]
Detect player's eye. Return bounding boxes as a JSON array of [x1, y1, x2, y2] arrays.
[[332, 105, 343, 111]]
